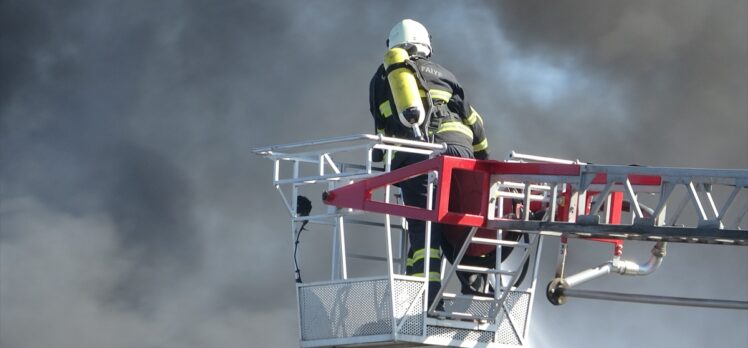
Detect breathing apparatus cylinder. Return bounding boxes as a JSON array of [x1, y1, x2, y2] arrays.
[[384, 47, 425, 139]]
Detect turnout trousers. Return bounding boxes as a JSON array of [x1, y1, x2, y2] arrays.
[[395, 144, 474, 306]]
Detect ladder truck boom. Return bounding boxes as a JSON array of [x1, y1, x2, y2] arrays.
[[254, 134, 748, 348]]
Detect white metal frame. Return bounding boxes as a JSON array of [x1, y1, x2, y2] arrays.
[[254, 135, 748, 348], [254, 135, 539, 348]]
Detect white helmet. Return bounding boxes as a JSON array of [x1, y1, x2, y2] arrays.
[[387, 19, 431, 57]]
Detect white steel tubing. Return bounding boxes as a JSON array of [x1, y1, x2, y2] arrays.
[[583, 164, 748, 183], [668, 194, 690, 226], [269, 145, 372, 162], [523, 235, 544, 343], [652, 182, 675, 223], [501, 181, 553, 191], [384, 179, 398, 338], [292, 160, 300, 245], [497, 191, 549, 202], [688, 181, 709, 222], [252, 134, 376, 153], [560, 289, 748, 310], [731, 198, 748, 229], [549, 183, 559, 222], [554, 238, 568, 279], [613, 243, 666, 276], [345, 253, 402, 263], [509, 151, 584, 164], [275, 186, 293, 217], [490, 233, 536, 319], [588, 181, 615, 220], [423, 171, 436, 332], [494, 193, 504, 295], [372, 144, 437, 156], [435, 227, 480, 309], [564, 242, 666, 288], [336, 216, 348, 280], [703, 184, 720, 219], [272, 171, 378, 186], [469, 237, 530, 247], [318, 154, 324, 177], [564, 263, 614, 288], [322, 153, 340, 174], [257, 135, 445, 162], [718, 185, 741, 223], [494, 228, 502, 299], [255, 133, 448, 154], [523, 182, 532, 221], [273, 159, 280, 182], [623, 178, 644, 219]]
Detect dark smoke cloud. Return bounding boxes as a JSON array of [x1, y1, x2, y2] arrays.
[[1, 1, 746, 348], [480, 2, 748, 347], [482, 0, 748, 167], [102, 142, 201, 312], [1, 1, 299, 346]]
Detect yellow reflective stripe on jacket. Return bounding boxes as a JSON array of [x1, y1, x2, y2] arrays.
[[411, 272, 442, 282], [464, 107, 483, 126], [376, 128, 385, 135], [418, 89, 452, 102], [436, 121, 473, 139], [379, 101, 393, 118], [407, 248, 442, 266], [473, 138, 488, 152], [424, 89, 452, 102]]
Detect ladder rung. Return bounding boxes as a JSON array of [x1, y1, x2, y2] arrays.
[[442, 292, 499, 301], [442, 292, 513, 304], [469, 237, 530, 248], [456, 265, 516, 275], [431, 310, 491, 322]]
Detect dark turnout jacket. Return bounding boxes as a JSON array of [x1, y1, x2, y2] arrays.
[[369, 55, 489, 160]]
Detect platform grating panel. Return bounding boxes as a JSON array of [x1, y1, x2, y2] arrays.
[[493, 292, 530, 345], [299, 279, 393, 340], [444, 296, 496, 319], [426, 326, 496, 343], [393, 279, 425, 336]]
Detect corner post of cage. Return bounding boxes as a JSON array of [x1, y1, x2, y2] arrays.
[[565, 182, 581, 223], [291, 160, 302, 278], [494, 180, 505, 296], [522, 231, 545, 344], [290, 158, 304, 347], [423, 152, 447, 327], [332, 207, 348, 281], [422, 169, 435, 326], [522, 182, 532, 221], [380, 146, 401, 340]]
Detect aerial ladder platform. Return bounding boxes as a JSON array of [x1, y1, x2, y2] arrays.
[[253, 134, 748, 348]]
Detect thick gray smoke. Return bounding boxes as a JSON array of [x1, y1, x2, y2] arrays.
[[481, 2, 748, 347], [482, 0, 748, 168], [0, 1, 745, 348]]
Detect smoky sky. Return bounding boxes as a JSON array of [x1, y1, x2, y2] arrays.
[[1, 1, 746, 348], [482, 0, 748, 168]]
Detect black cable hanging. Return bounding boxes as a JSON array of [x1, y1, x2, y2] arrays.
[[293, 195, 312, 283]]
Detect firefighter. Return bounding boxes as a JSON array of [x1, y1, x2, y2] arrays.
[[369, 19, 490, 307]]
